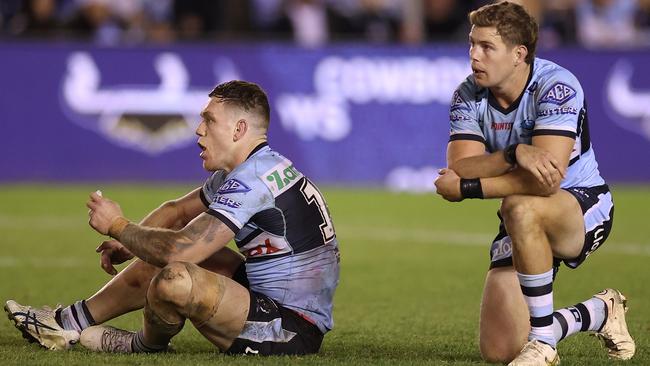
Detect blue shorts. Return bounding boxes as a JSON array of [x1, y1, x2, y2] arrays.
[[489, 185, 614, 272]]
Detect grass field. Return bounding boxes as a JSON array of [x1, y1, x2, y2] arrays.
[[0, 184, 648, 365]]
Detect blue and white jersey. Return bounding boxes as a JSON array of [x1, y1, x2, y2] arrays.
[[200, 143, 340, 334], [449, 57, 605, 188]]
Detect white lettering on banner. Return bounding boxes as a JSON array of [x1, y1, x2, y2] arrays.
[[277, 56, 470, 141], [276, 94, 350, 141], [385, 166, 441, 193], [606, 60, 650, 141]]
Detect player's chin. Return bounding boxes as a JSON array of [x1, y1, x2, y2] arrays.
[[473, 75, 490, 88], [201, 160, 213, 171]]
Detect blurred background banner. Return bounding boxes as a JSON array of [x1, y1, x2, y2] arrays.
[[1, 43, 650, 188]]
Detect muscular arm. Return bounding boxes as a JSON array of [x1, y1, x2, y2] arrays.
[[138, 187, 207, 229], [438, 135, 574, 201], [481, 135, 574, 198], [447, 140, 512, 178], [115, 213, 235, 268]]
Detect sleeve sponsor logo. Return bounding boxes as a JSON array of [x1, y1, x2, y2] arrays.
[[539, 82, 577, 105], [450, 91, 469, 112], [449, 112, 471, 122], [217, 179, 251, 194], [537, 106, 578, 117], [215, 196, 242, 208], [263, 159, 304, 196]]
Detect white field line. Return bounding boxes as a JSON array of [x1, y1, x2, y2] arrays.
[[0, 214, 84, 230], [0, 217, 647, 269], [337, 225, 650, 256]]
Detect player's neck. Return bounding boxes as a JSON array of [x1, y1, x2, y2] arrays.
[[229, 137, 268, 171], [489, 63, 531, 110]]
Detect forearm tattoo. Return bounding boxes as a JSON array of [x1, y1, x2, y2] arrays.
[[118, 214, 224, 267]]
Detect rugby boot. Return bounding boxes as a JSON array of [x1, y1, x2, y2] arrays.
[[5, 300, 79, 350]]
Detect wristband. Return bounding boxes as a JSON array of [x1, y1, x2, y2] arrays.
[[108, 216, 130, 239], [504, 143, 519, 165], [460, 178, 484, 199]]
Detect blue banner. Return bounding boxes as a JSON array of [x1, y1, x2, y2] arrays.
[[1, 43, 649, 189]]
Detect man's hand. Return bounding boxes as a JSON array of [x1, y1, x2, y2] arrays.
[[515, 144, 565, 187], [95, 240, 134, 275], [86, 191, 124, 235], [434, 168, 463, 202]]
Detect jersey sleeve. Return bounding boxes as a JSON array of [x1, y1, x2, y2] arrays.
[[206, 168, 274, 234], [533, 69, 584, 139], [200, 170, 227, 207], [448, 79, 485, 144]]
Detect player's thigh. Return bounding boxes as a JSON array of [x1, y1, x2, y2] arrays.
[[479, 266, 529, 363], [198, 246, 244, 277], [502, 190, 584, 259]]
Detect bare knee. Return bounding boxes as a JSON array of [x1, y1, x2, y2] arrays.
[[500, 196, 540, 231], [480, 337, 520, 364], [147, 261, 226, 324], [479, 267, 529, 363]]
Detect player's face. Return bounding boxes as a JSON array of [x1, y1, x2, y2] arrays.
[[468, 26, 517, 88], [196, 98, 238, 171]]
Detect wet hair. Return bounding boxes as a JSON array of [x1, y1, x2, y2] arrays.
[[208, 80, 270, 129], [469, 1, 538, 64]]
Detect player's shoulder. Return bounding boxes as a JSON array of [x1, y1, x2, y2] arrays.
[[452, 75, 487, 112], [532, 58, 583, 103], [231, 144, 304, 198], [202, 170, 228, 200]]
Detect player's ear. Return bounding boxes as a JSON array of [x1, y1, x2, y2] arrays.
[[514, 45, 528, 65], [233, 119, 247, 141]]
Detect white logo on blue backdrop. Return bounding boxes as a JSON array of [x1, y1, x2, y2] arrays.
[[606, 60, 650, 142], [61, 52, 240, 155]]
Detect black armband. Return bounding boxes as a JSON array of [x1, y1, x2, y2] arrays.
[[504, 143, 519, 165], [460, 178, 484, 199]]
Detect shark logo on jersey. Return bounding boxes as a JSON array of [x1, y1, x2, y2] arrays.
[[218, 179, 251, 194], [520, 119, 535, 138], [539, 82, 576, 105], [450, 91, 469, 112], [606, 60, 650, 141], [61, 52, 241, 155]]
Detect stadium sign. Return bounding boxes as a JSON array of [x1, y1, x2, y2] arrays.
[[276, 56, 468, 141], [606, 60, 650, 142], [62, 52, 240, 155]]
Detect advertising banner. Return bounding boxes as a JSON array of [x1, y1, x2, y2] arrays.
[[1, 43, 648, 189]]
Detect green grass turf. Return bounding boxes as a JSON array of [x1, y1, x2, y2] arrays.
[[0, 184, 648, 365]]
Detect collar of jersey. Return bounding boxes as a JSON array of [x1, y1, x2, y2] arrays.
[[487, 60, 535, 115]]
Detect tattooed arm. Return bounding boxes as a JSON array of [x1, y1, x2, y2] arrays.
[[115, 213, 235, 267], [87, 192, 235, 268]]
